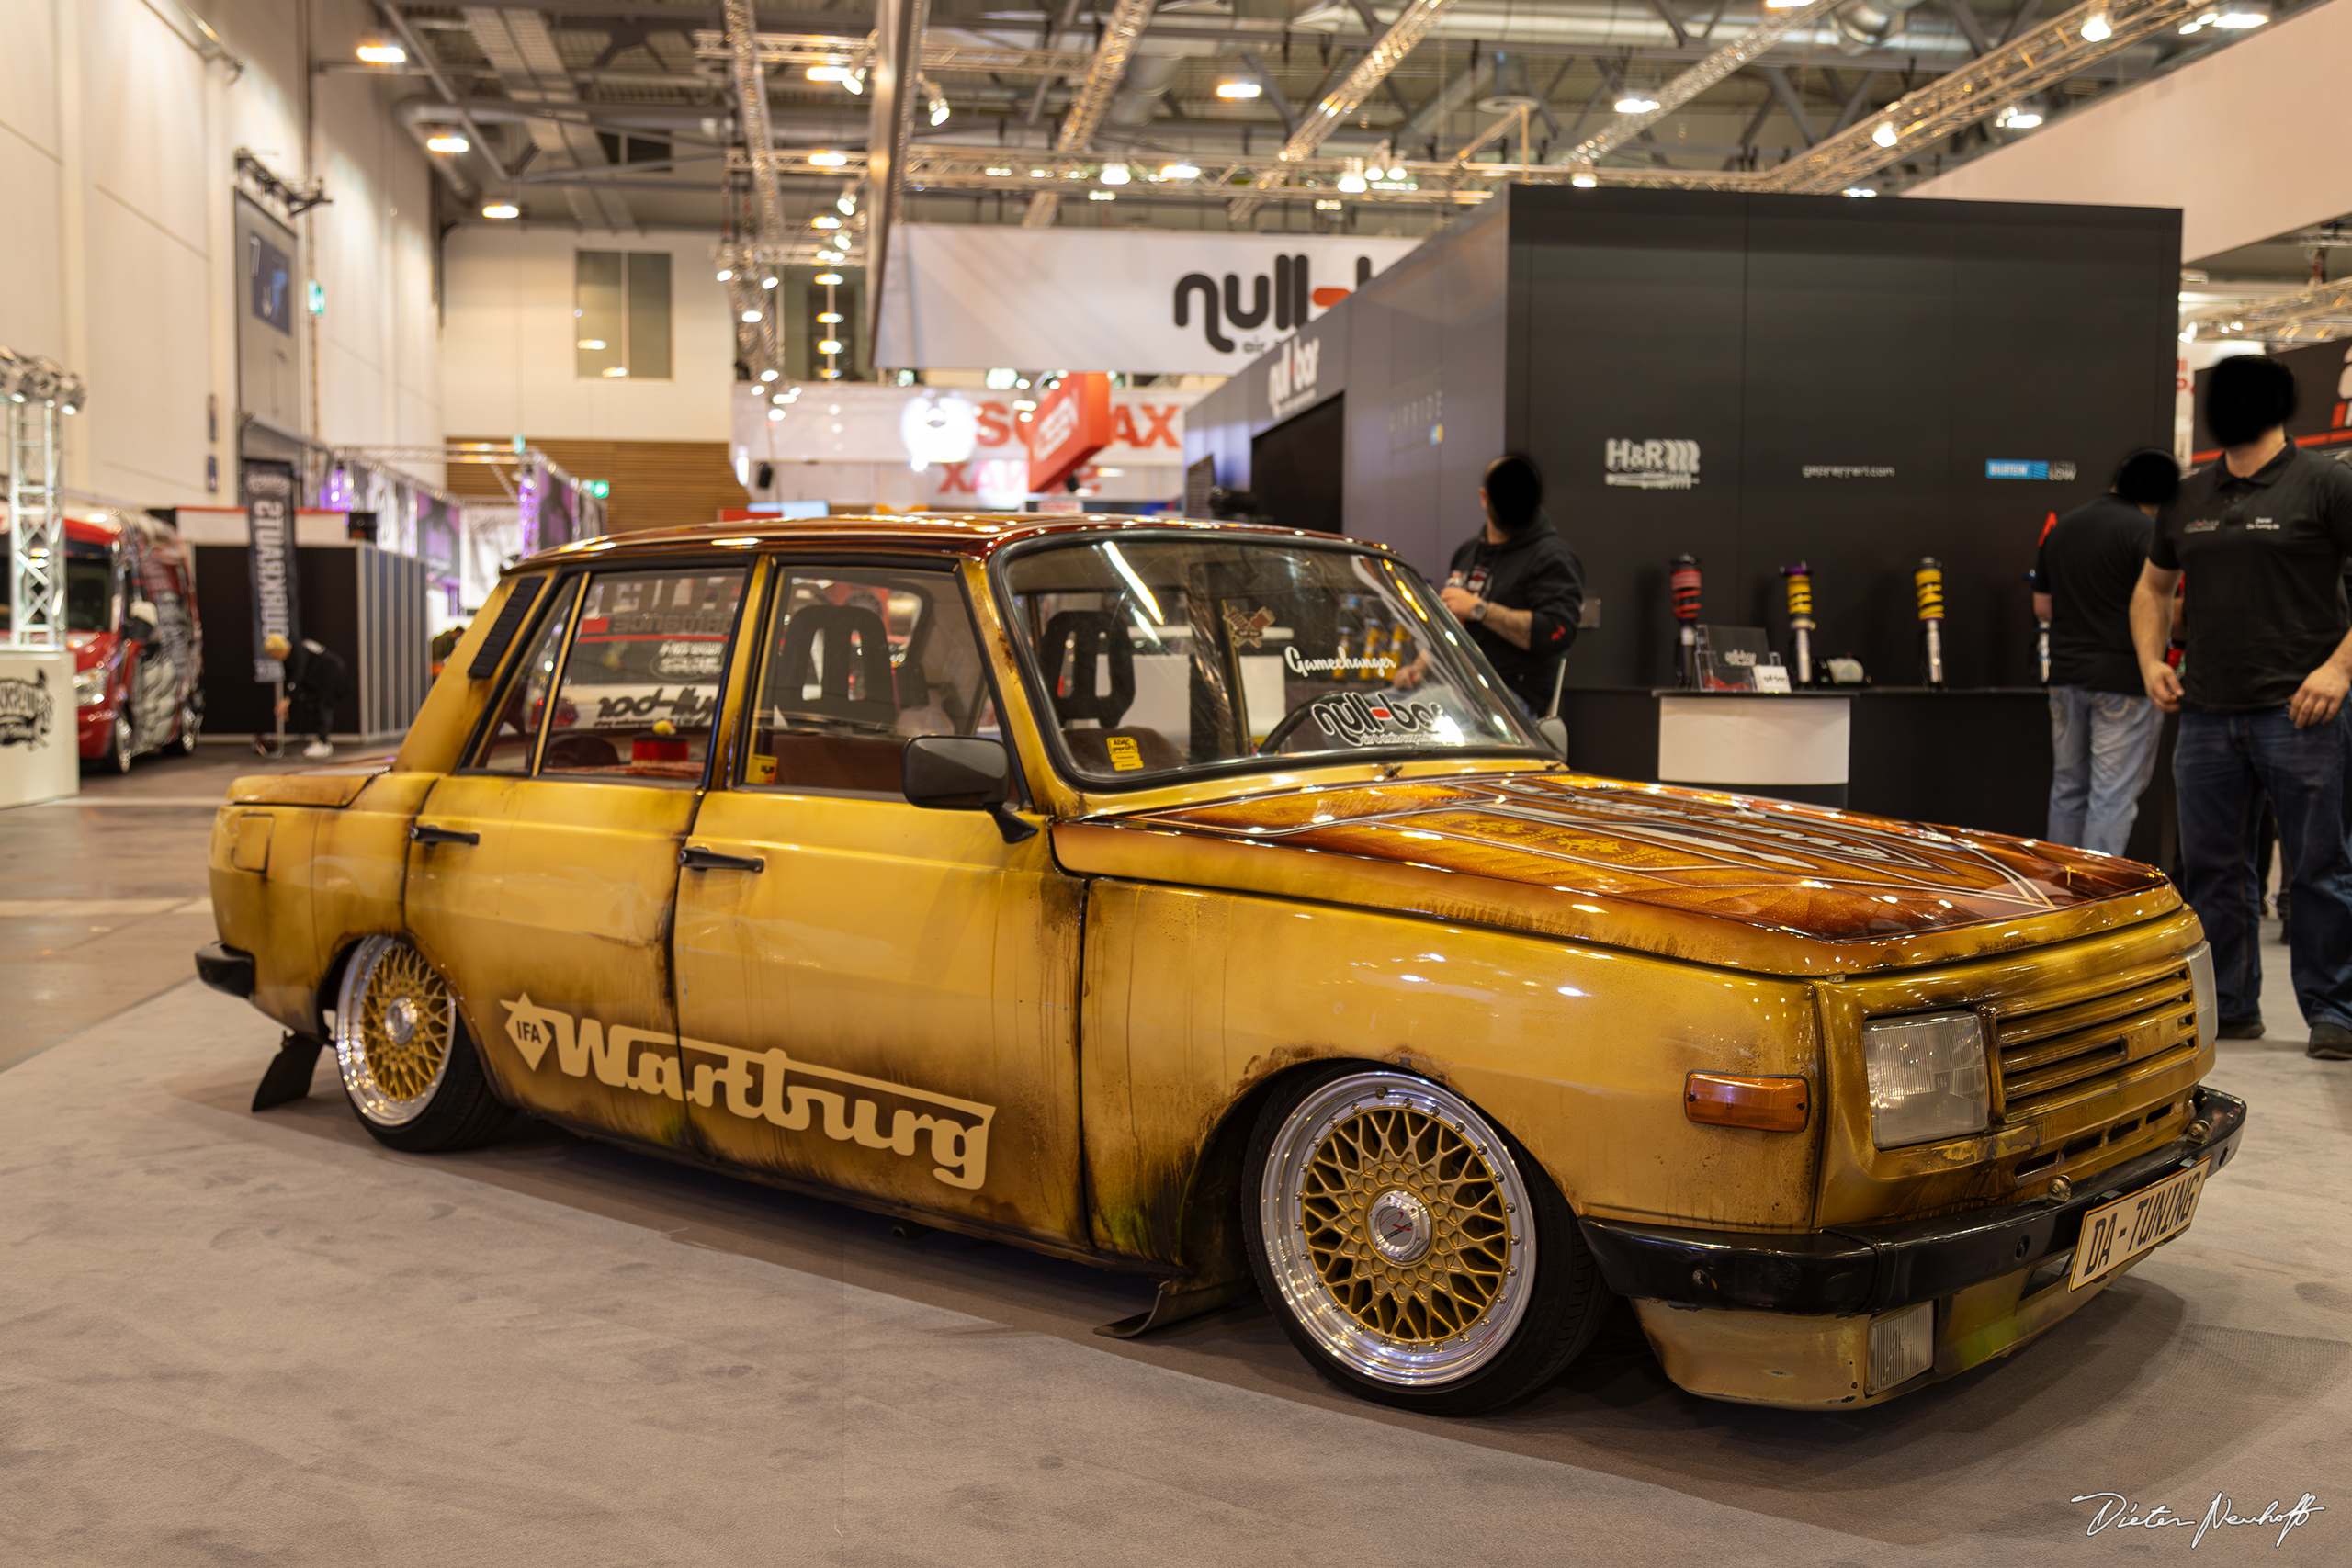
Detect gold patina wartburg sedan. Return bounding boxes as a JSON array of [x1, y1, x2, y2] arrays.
[[198, 517, 2245, 1415]]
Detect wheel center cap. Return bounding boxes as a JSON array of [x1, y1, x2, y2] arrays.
[[384, 997, 418, 1046], [1366, 1188, 1433, 1265]]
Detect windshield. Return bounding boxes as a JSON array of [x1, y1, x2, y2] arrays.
[[999, 536, 1541, 784]]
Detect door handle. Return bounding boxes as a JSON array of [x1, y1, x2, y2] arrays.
[[410, 823, 480, 847], [680, 844, 764, 874]]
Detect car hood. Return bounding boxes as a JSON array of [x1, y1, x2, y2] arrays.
[[1049, 772, 2180, 977]]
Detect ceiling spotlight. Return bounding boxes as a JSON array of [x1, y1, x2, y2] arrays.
[[844, 69, 865, 95], [1160, 162, 1201, 180], [837, 191, 857, 215], [1314, 199, 1341, 211], [2213, 0, 2269, 24], [577, 338, 607, 350], [1842, 186, 1879, 197], [1996, 104, 2043, 130], [808, 64, 854, 83], [1386, 165, 1408, 180], [1216, 79, 1262, 100], [762, 274, 779, 289], [816, 272, 843, 285], [1336, 158, 1368, 195], [716, 266, 734, 281], [817, 250, 843, 264], [1872, 120, 1899, 147], [356, 40, 406, 65], [818, 311, 842, 323], [741, 309, 763, 322], [425, 134, 469, 154], [602, 367, 628, 378], [2080, 11, 2113, 39], [813, 215, 841, 229], [768, 407, 786, 422], [759, 368, 779, 381], [808, 151, 850, 168], [1089, 190, 1116, 201], [1027, 167, 1047, 177], [481, 202, 520, 220], [926, 81, 951, 127], [1614, 95, 1658, 114], [1100, 163, 1130, 186], [1569, 169, 1598, 189], [56, 374, 85, 414], [819, 339, 844, 355]]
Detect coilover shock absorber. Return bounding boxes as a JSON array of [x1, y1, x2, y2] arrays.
[[1670, 554, 1702, 688], [1915, 557, 1947, 688], [1781, 562, 1815, 687]]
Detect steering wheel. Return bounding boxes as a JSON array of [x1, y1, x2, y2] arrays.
[[1253, 698, 1329, 756]]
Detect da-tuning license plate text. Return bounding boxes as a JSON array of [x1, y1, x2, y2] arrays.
[[2069, 1161, 2207, 1291]]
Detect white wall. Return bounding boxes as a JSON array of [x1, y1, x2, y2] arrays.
[[441, 226, 738, 441], [0, 0, 445, 504], [1908, 0, 2352, 262]]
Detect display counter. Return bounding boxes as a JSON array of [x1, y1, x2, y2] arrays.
[[1655, 691, 1850, 807], [0, 649, 79, 807]]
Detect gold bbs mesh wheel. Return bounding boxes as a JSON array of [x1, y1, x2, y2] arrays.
[[334, 937, 457, 1127], [1258, 1071, 1535, 1387]]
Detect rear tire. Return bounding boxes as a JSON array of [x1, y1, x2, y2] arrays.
[[106, 712, 135, 774], [1244, 1062, 1606, 1416], [333, 936, 513, 1153], [175, 694, 202, 756]]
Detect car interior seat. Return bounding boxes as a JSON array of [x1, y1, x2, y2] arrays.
[[1039, 609, 1181, 773], [774, 604, 896, 729]]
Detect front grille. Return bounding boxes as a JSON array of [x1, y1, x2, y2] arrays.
[[1994, 965, 2199, 1120]]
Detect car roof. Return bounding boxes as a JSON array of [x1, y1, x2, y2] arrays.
[[516, 513, 1386, 572]]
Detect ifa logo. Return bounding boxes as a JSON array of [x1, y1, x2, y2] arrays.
[[1604, 437, 1702, 491], [1267, 334, 1322, 420]]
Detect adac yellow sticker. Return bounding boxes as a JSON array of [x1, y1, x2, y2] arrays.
[[1105, 734, 1144, 771], [747, 752, 777, 784]]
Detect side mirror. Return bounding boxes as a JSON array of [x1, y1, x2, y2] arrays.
[[1535, 716, 1569, 762], [902, 735, 1037, 843]]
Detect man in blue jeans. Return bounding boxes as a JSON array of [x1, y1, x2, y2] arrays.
[[2036, 449, 2179, 855], [2132, 355, 2352, 1059]]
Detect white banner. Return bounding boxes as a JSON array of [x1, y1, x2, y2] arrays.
[[876, 224, 1423, 375]]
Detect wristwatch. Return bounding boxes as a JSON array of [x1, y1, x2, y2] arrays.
[[1469, 598, 1489, 623]]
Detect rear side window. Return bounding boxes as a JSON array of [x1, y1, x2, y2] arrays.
[[539, 568, 747, 784], [743, 566, 998, 795], [472, 577, 580, 773]]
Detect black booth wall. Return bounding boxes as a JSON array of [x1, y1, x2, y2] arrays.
[[1191, 186, 2182, 694]]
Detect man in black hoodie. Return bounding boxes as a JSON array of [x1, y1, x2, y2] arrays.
[[1432, 454, 1586, 714]]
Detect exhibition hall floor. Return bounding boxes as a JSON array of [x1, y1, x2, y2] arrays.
[[3, 752, 2345, 1565]]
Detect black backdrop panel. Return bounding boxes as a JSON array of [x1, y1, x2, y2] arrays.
[[1742, 200, 1957, 687], [1250, 395, 1347, 535], [1507, 190, 1749, 689]]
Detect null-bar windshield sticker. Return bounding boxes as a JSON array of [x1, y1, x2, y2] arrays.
[[1311, 690, 1448, 747]]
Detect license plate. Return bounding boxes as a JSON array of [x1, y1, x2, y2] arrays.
[[2069, 1160, 2207, 1290]]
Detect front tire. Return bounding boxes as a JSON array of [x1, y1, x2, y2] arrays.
[[1244, 1064, 1605, 1416], [105, 712, 135, 773], [175, 694, 202, 756], [333, 937, 512, 1153]]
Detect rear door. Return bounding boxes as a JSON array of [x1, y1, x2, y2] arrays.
[[405, 562, 751, 1147]]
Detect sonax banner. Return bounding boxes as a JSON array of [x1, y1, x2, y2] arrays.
[[876, 224, 1421, 374]]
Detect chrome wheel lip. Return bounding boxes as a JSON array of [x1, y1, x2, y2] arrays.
[[1259, 1070, 1535, 1388], [334, 937, 455, 1127]]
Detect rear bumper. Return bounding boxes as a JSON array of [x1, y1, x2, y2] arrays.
[[194, 942, 256, 999], [1580, 1086, 2248, 1315]]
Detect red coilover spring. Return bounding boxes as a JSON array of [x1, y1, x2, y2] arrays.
[[1670, 555, 1703, 622], [1914, 558, 1946, 621]]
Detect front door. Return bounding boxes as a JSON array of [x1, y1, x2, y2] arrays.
[[670, 559, 1086, 1245], [406, 563, 750, 1147]]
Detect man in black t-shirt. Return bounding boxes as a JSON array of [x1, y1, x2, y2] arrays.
[[2033, 449, 2178, 856], [1422, 455, 1585, 715], [2131, 355, 2352, 1059]]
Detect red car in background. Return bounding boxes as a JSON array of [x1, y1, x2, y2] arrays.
[[57, 513, 205, 770]]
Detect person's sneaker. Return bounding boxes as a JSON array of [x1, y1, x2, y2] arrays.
[[302, 740, 335, 760], [2309, 1023, 2352, 1061], [2218, 1016, 2265, 1040]]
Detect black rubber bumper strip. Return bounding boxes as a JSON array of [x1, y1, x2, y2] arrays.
[[194, 942, 256, 999], [1577, 1087, 2247, 1316]]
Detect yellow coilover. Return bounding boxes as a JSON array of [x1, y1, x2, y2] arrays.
[[1914, 558, 1946, 622]]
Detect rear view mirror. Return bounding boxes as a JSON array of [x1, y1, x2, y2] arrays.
[[902, 735, 1036, 843]]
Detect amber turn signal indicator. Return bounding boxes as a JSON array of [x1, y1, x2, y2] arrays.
[[1685, 1072, 1809, 1132]]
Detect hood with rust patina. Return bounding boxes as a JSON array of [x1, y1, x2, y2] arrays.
[[1051, 772, 2181, 976]]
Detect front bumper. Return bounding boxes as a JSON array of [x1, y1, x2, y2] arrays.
[[1580, 1086, 2247, 1315]]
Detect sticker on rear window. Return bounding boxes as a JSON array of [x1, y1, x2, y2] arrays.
[[1105, 735, 1144, 771]]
